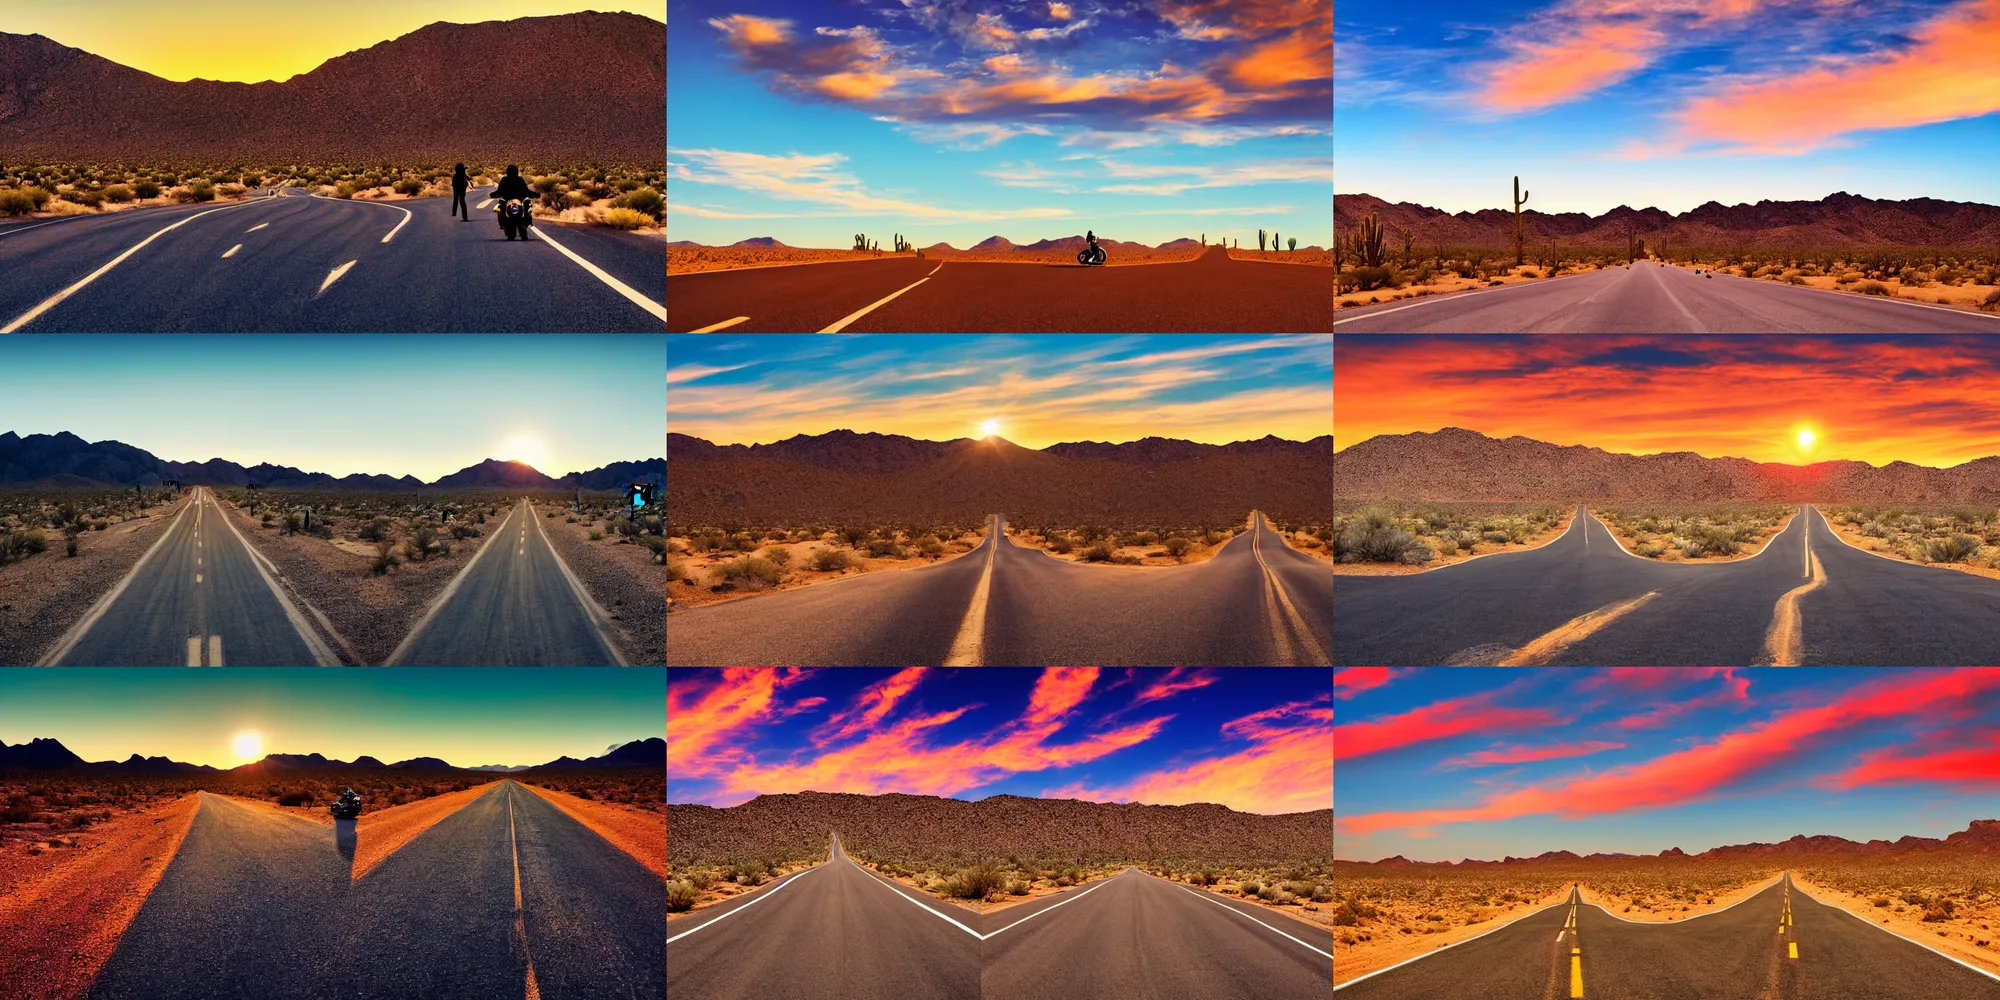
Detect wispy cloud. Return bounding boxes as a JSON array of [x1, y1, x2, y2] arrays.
[[670, 148, 1073, 221], [1049, 693, 1331, 814]]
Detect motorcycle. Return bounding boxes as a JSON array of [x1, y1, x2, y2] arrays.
[[1077, 241, 1106, 266], [495, 196, 535, 241], [330, 788, 364, 820]]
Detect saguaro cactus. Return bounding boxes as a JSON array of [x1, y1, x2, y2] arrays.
[[1258, 228, 1267, 252], [1348, 212, 1386, 267], [853, 233, 868, 251], [1272, 229, 1279, 253], [1512, 175, 1530, 265]]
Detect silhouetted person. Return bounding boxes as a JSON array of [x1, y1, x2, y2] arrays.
[[492, 164, 533, 203], [450, 163, 470, 220], [1086, 229, 1097, 245]]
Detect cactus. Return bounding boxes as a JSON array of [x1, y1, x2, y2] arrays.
[[1288, 237, 1297, 252], [1511, 175, 1530, 265], [1272, 229, 1279, 253], [1258, 228, 1267, 252], [1400, 228, 1413, 266], [853, 232, 867, 251], [1345, 212, 1386, 268], [1200, 232, 1205, 246]]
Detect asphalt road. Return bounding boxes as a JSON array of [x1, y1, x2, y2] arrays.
[[388, 499, 625, 666], [666, 511, 1332, 666], [667, 836, 1331, 1000], [1335, 505, 2000, 666], [88, 782, 654, 1000], [1332, 260, 2000, 332], [0, 186, 665, 332], [41, 487, 336, 666], [1338, 878, 2000, 1000], [667, 246, 1332, 332]]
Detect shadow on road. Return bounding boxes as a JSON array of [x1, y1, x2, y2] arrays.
[[335, 818, 356, 863]]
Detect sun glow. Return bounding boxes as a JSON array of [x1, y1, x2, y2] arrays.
[[232, 730, 264, 762], [498, 433, 548, 472], [1795, 427, 1817, 454], [980, 418, 1003, 438]]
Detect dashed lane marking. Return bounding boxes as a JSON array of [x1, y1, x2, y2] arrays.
[[818, 262, 945, 332], [186, 636, 200, 667], [209, 634, 222, 667], [1497, 591, 1660, 666], [318, 260, 357, 296], [689, 316, 750, 333], [222, 244, 242, 258], [246, 223, 269, 233]]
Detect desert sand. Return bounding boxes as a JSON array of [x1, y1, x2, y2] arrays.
[[522, 784, 663, 880], [669, 246, 911, 274], [1577, 871, 1784, 921], [667, 530, 985, 612], [1227, 248, 1334, 266], [1791, 869, 2000, 978], [1599, 508, 1796, 564], [1661, 262, 2000, 315]]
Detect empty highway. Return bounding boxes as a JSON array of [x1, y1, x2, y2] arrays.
[[1336, 505, 2000, 665], [87, 782, 659, 1000], [667, 246, 1332, 332], [666, 511, 1332, 666], [1332, 260, 2000, 332], [1337, 877, 2000, 999], [40, 487, 337, 666], [0, 186, 664, 332], [668, 835, 1331, 1000], [388, 499, 627, 666]]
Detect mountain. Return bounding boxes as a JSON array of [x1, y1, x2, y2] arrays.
[[0, 737, 657, 774], [0, 737, 87, 769], [728, 237, 787, 248], [1344, 819, 2000, 866], [969, 236, 1016, 251], [565, 458, 665, 491], [389, 757, 455, 770], [0, 12, 664, 163], [668, 790, 1332, 867], [1335, 191, 2000, 250], [429, 459, 563, 490], [530, 737, 663, 770], [1335, 427, 2000, 504], [667, 430, 1333, 524], [466, 764, 532, 773]]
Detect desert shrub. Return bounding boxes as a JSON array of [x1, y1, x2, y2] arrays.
[[1785, 273, 1807, 285], [1163, 536, 1193, 561], [665, 554, 689, 582], [715, 555, 782, 588], [133, 180, 162, 199], [1045, 532, 1074, 554], [915, 534, 944, 558], [1924, 898, 1957, 921], [1835, 271, 1862, 284], [866, 537, 906, 558], [1858, 281, 1890, 296], [1336, 509, 1433, 564], [939, 862, 1007, 900], [1924, 533, 1982, 563], [448, 521, 480, 540], [1754, 265, 1783, 278], [1241, 880, 1263, 895], [811, 548, 859, 572], [0, 188, 42, 215], [1007, 880, 1030, 895], [175, 180, 216, 203], [358, 516, 395, 542], [393, 177, 424, 196], [1436, 536, 1459, 556], [96, 183, 135, 203], [598, 207, 652, 230], [1873, 897, 1892, 907], [1080, 541, 1115, 562], [371, 539, 400, 575], [64, 188, 105, 208], [617, 187, 664, 219], [667, 881, 699, 912], [1311, 886, 1335, 903], [1982, 289, 2000, 311], [1341, 265, 1395, 293], [276, 788, 314, 807]]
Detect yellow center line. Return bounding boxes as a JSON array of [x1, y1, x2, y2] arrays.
[[1498, 591, 1660, 666], [1761, 534, 1826, 666]]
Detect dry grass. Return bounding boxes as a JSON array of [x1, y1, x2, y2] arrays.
[[1597, 505, 1795, 562], [666, 526, 984, 611], [1825, 506, 2000, 579], [1333, 502, 1570, 572]]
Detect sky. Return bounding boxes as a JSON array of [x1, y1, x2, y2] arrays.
[[0, 335, 664, 481], [1334, 334, 2000, 468], [1335, 0, 2000, 214], [668, 667, 1332, 814], [667, 333, 1332, 447], [667, 0, 1332, 248], [0, 1, 666, 82], [0, 668, 664, 770], [1336, 667, 2000, 863]]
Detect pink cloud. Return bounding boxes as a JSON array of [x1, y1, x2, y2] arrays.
[[1048, 695, 1331, 815], [1336, 691, 1561, 760], [1443, 740, 1627, 768], [1334, 666, 1400, 699]]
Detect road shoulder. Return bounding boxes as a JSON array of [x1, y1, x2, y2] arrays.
[[1790, 871, 2000, 979], [518, 783, 662, 881]]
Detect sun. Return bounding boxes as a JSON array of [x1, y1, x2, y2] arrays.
[[497, 433, 548, 471], [1795, 427, 1817, 453], [980, 418, 1002, 438], [232, 730, 264, 762]]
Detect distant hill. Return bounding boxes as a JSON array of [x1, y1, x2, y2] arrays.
[[666, 429, 1333, 524], [729, 237, 787, 248], [0, 736, 657, 773], [667, 790, 1333, 867], [1344, 818, 2000, 867], [430, 458, 562, 490], [1335, 427, 2000, 504], [531, 736, 663, 770], [0, 12, 664, 163], [1335, 191, 2000, 250], [0, 737, 87, 769]]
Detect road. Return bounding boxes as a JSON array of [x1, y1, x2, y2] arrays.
[[388, 498, 626, 666], [1335, 505, 2000, 666], [87, 782, 660, 1000], [666, 511, 1332, 666], [40, 487, 337, 666], [667, 835, 1331, 1000], [1331, 260, 2000, 332], [1337, 877, 2000, 999], [0, 186, 664, 332], [667, 246, 1332, 332]]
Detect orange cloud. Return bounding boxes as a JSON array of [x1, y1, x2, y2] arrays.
[[1337, 691, 1560, 760], [1675, 0, 2000, 152], [1480, 21, 1661, 112], [1827, 734, 2000, 790], [1048, 696, 1331, 815], [811, 666, 927, 744], [667, 667, 808, 775], [1226, 25, 1333, 90]]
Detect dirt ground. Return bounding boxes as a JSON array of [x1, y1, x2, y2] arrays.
[[1227, 248, 1334, 266], [1000, 527, 1233, 567], [669, 246, 910, 273], [1578, 871, 1784, 920], [0, 493, 190, 666], [523, 784, 664, 881], [1661, 263, 2000, 315], [1336, 266, 1604, 309], [857, 859, 1131, 914], [667, 531, 984, 612], [1824, 518, 2000, 582], [532, 503, 664, 665], [1334, 513, 1573, 576], [1790, 869, 2000, 977], [0, 793, 198, 1000]]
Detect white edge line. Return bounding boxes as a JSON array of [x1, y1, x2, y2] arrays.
[[203, 488, 340, 665], [308, 191, 414, 243], [1580, 872, 1785, 924], [1158, 875, 1333, 961], [524, 496, 630, 665], [383, 498, 524, 665], [847, 856, 988, 938], [1333, 268, 1591, 326], [666, 864, 820, 944], [816, 267, 941, 332], [36, 491, 195, 665], [1335, 893, 1570, 990], [530, 224, 667, 324], [982, 867, 1130, 940], [1794, 878, 2000, 983]]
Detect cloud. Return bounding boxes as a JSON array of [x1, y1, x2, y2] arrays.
[[670, 148, 1072, 221], [1478, 21, 1661, 112], [1442, 740, 1627, 768], [1336, 690, 1561, 760], [1092, 157, 1332, 196], [1334, 667, 1401, 698], [810, 667, 928, 744], [667, 667, 809, 777], [666, 362, 750, 385], [1128, 668, 1219, 709], [1047, 2, 1073, 22], [1826, 733, 2000, 791], [1049, 694, 1331, 814]]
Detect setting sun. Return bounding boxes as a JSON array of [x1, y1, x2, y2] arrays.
[[980, 418, 1002, 438], [1796, 427, 1817, 453], [232, 730, 264, 762], [497, 433, 548, 472]]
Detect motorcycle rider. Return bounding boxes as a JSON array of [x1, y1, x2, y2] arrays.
[[492, 164, 534, 203]]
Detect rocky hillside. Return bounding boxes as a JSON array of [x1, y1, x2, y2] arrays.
[[1335, 191, 2000, 250], [1335, 427, 2000, 504], [668, 790, 1333, 867], [667, 430, 1333, 525], [1344, 819, 2000, 867], [0, 12, 664, 163]]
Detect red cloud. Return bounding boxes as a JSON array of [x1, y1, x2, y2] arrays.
[[1480, 21, 1660, 112], [1826, 735, 2000, 791], [1444, 740, 1627, 768], [1130, 668, 1218, 708], [1335, 667, 1400, 699], [1336, 691, 1560, 760], [667, 667, 809, 776], [1607, 668, 1751, 728], [811, 667, 927, 744], [1048, 695, 1331, 815]]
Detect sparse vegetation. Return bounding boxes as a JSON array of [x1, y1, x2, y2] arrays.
[[1333, 503, 1566, 567], [1829, 506, 1998, 570], [1597, 505, 1793, 561]]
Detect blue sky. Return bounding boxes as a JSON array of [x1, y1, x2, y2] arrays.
[[668, 667, 1332, 814], [1335, 0, 2000, 214], [0, 668, 663, 769], [0, 335, 663, 481], [667, 0, 1332, 247], [1336, 668, 2000, 863], [667, 333, 1332, 447]]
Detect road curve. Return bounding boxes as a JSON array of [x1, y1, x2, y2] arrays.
[[43, 487, 335, 666], [668, 245, 1332, 332], [388, 499, 624, 666], [666, 511, 1332, 666], [1333, 260, 2000, 332]]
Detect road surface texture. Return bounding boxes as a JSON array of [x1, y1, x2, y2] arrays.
[[1337, 878, 2000, 999], [0, 186, 664, 332], [389, 499, 625, 666], [668, 835, 1330, 1000], [667, 246, 1332, 332], [41, 487, 337, 666], [666, 511, 1331, 666], [88, 782, 658, 1000], [1331, 260, 2000, 332], [1336, 505, 2000, 666]]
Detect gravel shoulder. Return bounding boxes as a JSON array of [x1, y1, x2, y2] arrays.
[[0, 494, 191, 666], [533, 502, 663, 665], [521, 784, 663, 880]]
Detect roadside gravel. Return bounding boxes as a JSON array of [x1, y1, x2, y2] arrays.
[[534, 502, 664, 665]]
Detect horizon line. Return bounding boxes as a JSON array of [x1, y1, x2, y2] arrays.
[[1338, 426, 1995, 473], [669, 429, 1332, 449], [1335, 188, 2000, 220], [667, 787, 1331, 817]]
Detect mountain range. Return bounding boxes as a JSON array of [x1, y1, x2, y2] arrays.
[[668, 236, 1327, 253], [1335, 191, 2000, 250], [667, 429, 1332, 524], [668, 790, 1332, 867], [1348, 818, 2000, 867], [0, 431, 662, 491], [1335, 427, 2000, 504], [0, 736, 663, 774], [0, 13, 663, 164]]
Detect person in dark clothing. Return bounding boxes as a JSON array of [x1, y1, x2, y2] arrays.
[[450, 163, 470, 220], [492, 164, 533, 202]]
